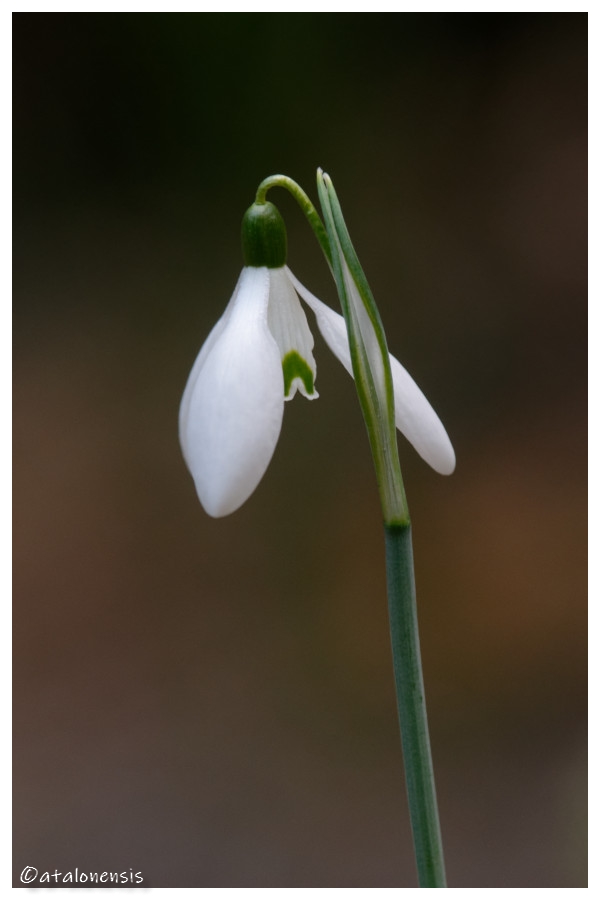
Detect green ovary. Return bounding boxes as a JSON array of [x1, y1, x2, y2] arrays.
[[282, 351, 315, 398]]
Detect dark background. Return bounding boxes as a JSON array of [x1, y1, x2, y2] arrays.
[[13, 12, 587, 888]]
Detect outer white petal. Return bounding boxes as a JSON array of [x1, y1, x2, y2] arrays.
[[388, 356, 456, 475], [288, 267, 455, 476], [179, 267, 285, 516], [179, 295, 235, 465]]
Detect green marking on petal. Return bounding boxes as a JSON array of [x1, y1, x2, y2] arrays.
[[282, 351, 315, 398]]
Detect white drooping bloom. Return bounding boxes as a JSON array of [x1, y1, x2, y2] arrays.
[[179, 265, 455, 517]]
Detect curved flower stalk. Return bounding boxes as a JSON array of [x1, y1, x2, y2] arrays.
[[179, 264, 454, 517]]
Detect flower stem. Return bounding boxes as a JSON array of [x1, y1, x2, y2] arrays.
[[255, 174, 332, 266], [384, 521, 447, 887]]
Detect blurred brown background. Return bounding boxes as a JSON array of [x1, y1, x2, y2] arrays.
[[13, 12, 587, 888]]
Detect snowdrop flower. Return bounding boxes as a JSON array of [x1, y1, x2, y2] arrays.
[[179, 201, 455, 517]]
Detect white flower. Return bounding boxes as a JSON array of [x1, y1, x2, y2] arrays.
[[179, 265, 455, 517]]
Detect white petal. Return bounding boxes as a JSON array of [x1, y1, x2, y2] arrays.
[[288, 268, 455, 476], [179, 267, 285, 516], [267, 267, 318, 401], [388, 356, 456, 475]]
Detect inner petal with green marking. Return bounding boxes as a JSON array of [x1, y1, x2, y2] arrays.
[[282, 351, 316, 399], [267, 267, 319, 401]]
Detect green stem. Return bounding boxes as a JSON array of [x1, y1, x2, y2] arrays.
[[384, 522, 447, 887], [255, 170, 446, 885], [255, 174, 332, 266]]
